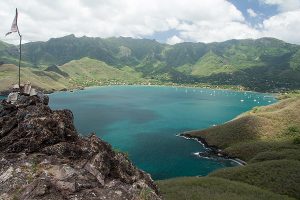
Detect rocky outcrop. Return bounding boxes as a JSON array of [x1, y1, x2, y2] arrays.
[[0, 92, 160, 200]]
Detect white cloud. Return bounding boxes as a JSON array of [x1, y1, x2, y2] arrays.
[[0, 0, 299, 45], [178, 21, 261, 43], [259, 0, 300, 12], [0, 0, 244, 44], [247, 9, 258, 17], [166, 36, 184, 45], [262, 10, 300, 44]]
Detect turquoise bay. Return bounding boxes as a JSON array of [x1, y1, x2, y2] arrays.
[[48, 86, 276, 180]]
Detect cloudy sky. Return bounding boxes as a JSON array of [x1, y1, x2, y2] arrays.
[[0, 0, 300, 45]]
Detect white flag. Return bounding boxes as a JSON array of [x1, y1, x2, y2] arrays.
[[5, 8, 19, 36]]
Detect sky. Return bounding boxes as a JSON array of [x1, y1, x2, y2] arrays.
[[0, 0, 300, 45]]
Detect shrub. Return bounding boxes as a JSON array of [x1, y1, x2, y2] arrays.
[[210, 160, 300, 199], [113, 148, 130, 159], [285, 125, 300, 136], [293, 137, 300, 145], [157, 177, 292, 200]]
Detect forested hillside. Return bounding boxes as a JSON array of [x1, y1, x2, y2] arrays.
[[1, 35, 299, 92]]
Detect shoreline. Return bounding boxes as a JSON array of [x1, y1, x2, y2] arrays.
[[55, 84, 278, 97], [81, 83, 279, 95], [1, 81, 279, 97], [177, 132, 247, 166]]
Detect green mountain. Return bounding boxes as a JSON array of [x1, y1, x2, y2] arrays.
[[0, 41, 18, 65], [186, 51, 233, 76], [1, 35, 300, 92], [20, 35, 165, 67]]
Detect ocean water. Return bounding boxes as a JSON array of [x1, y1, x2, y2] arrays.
[[47, 86, 275, 180]]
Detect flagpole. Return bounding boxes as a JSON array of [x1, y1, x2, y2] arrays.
[[18, 33, 21, 89], [16, 8, 21, 90]]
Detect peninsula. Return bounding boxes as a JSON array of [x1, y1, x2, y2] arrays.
[[158, 93, 300, 199]]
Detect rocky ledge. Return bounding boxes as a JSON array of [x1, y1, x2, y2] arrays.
[[0, 92, 160, 200], [180, 132, 247, 166]]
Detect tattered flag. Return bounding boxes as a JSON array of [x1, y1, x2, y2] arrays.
[[5, 8, 19, 36]]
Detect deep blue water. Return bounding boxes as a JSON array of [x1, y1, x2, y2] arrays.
[[43, 86, 275, 179]]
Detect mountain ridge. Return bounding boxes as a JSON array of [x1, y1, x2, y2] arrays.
[[1, 35, 300, 92]]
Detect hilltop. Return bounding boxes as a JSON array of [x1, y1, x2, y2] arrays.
[[0, 91, 160, 200], [1, 36, 300, 92], [157, 95, 300, 199]]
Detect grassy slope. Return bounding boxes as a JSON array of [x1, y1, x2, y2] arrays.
[[192, 51, 234, 76], [177, 51, 235, 76], [60, 57, 144, 86], [174, 38, 298, 73], [0, 64, 71, 92], [157, 177, 294, 200], [186, 97, 300, 161], [0, 41, 33, 67], [0, 41, 11, 51], [159, 96, 300, 199], [290, 49, 300, 70], [0, 57, 146, 93], [209, 160, 300, 199]]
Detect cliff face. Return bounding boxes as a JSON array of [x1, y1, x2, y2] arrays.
[[0, 92, 160, 200]]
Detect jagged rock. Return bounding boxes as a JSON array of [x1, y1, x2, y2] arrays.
[[0, 92, 161, 200], [6, 92, 18, 104], [0, 166, 13, 184], [23, 83, 32, 95]]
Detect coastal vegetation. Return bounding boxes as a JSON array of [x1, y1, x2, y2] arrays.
[[209, 160, 300, 198], [157, 177, 293, 200], [185, 96, 300, 161], [60, 57, 145, 87], [158, 95, 300, 199]]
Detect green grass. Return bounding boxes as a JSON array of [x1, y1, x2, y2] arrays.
[[224, 139, 299, 161], [3, 36, 300, 92], [187, 97, 300, 150], [60, 57, 145, 86], [209, 160, 300, 199], [190, 51, 235, 76], [175, 96, 300, 199], [277, 90, 300, 100], [157, 177, 294, 200], [290, 50, 300, 71], [250, 149, 300, 163], [0, 57, 149, 93], [0, 64, 71, 92]]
